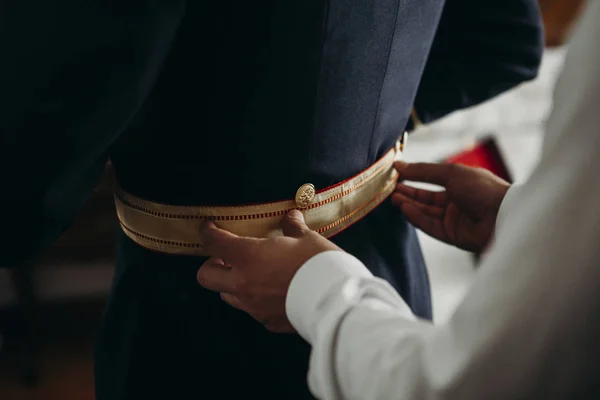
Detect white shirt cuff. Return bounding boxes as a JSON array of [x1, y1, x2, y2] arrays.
[[286, 251, 373, 342], [495, 184, 521, 234]]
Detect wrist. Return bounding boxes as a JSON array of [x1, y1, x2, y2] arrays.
[[495, 182, 512, 214], [286, 251, 372, 342], [475, 182, 511, 254], [495, 184, 520, 233]]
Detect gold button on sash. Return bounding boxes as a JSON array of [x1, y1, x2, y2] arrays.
[[295, 183, 316, 209]]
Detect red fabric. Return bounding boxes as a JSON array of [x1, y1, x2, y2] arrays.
[[444, 138, 512, 182]]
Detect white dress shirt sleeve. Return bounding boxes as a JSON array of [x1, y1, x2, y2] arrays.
[[494, 183, 520, 234], [285, 2, 600, 399]]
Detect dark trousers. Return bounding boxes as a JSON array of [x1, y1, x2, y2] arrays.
[[94, 201, 431, 399]]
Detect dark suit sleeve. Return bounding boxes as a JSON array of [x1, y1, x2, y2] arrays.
[[412, 0, 545, 125], [0, 1, 184, 267]]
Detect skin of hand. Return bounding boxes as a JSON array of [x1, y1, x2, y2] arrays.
[[196, 161, 510, 332], [392, 161, 511, 253], [196, 210, 341, 333]]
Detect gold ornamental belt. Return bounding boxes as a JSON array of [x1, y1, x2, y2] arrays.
[[114, 134, 407, 257]]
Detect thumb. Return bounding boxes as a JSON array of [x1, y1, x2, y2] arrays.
[[280, 210, 310, 237]]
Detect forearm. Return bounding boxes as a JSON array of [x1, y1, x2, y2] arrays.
[[494, 184, 521, 235], [290, 206, 600, 400], [288, 4, 600, 398], [287, 251, 430, 400]]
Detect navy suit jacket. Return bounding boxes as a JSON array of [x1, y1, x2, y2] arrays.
[[1, 1, 543, 269], [0, 1, 543, 399]]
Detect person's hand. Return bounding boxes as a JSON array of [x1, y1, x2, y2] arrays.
[[196, 210, 341, 333], [392, 161, 510, 253]]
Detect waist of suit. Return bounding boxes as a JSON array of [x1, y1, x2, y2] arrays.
[[114, 133, 407, 257]]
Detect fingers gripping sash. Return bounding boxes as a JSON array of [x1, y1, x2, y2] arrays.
[[114, 138, 405, 256]]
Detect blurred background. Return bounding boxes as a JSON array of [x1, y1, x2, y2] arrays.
[[0, 1, 586, 398]]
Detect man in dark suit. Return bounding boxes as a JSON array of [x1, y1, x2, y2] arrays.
[[1, 1, 543, 399]]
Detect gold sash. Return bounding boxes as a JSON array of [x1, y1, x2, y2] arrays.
[[114, 140, 403, 256]]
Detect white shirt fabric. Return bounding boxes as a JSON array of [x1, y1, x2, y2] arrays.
[[285, 2, 600, 399]]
